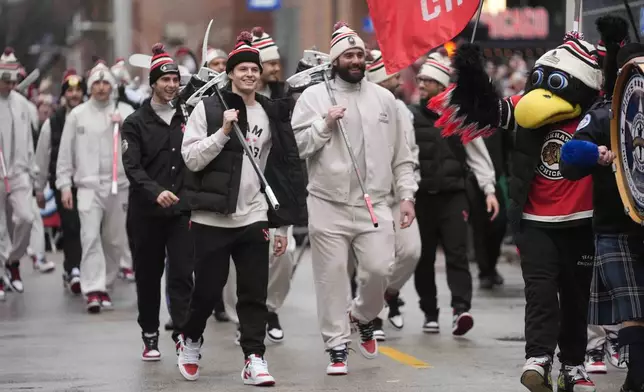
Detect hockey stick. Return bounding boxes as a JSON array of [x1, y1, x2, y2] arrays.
[[321, 71, 378, 228], [111, 101, 120, 195], [16, 68, 40, 93], [573, 0, 582, 33], [0, 147, 10, 193], [623, 0, 641, 42], [212, 87, 279, 211]]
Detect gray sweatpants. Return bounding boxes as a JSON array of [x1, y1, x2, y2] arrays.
[[0, 174, 35, 270], [28, 197, 46, 258], [308, 195, 395, 350], [348, 201, 422, 292], [76, 186, 129, 294], [587, 324, 620, 351], [224, 227, 297, 323]]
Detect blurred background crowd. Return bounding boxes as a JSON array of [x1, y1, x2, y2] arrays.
[[1, 0, 632, 117]]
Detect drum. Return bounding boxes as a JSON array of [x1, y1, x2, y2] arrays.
[[610, 57, 644, 224]]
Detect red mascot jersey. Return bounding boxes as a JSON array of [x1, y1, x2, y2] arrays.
[[522, 119, 593, 223]]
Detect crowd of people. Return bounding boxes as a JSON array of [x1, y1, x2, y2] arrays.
[[0, 17, 641, 392]]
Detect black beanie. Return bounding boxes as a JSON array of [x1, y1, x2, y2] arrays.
[[149, 43, 180, 86], [226, 31, 263, 75], [60, 68, 87, 97]]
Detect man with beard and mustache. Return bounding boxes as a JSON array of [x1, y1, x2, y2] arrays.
[[345, 49, 422, 340], [121, 44, 196, 361], [410, 52, 498, 337], [291, 22, 417, 375], [34, 69, 87, 293]]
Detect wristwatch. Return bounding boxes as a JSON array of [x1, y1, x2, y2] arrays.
[[401, 197, 415, 204]]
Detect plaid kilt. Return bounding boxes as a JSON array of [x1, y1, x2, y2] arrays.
[[588, 233, 644, 362]]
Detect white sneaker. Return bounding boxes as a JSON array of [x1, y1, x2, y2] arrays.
[[326, 345, 348, 375], [4, 263, 23, 293], [388, 314, 404, 330], [0, 281, 5, 301], [234, 326, 241, 346], [242, 354, 275, 386], [34, 257, 55, 273], [584, 350, 607, 374], [520, 356, 553, 392], [422, 320, 439, 334], [177, 335, 202, 381]]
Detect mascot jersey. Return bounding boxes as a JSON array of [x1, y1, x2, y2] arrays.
[[429, 33, 601, 226]]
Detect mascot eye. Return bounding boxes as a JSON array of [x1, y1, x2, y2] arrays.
[[531, 69, 544, 87], [547, 73, 568, 90]]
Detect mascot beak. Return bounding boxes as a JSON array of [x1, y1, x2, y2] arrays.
[[514, 88, 581, 129]]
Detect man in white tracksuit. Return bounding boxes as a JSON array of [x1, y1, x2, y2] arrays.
[[346, 50, 422, 341], [56, 60, 135, 313], [0, 47, 36, 298], [291, 23, 417, 376]]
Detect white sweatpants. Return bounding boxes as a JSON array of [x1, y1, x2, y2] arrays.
[[223, 227, 297, 323], [348, 202, 422, 292], [0, 174, 35, 269], [308, 195, 395, 350], [77, 187, 129, 294], [587, 324, 621, 351], [27, 197, 46, 258]]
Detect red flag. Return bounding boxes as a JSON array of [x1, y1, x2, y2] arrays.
[[366, 0, 480, 74]]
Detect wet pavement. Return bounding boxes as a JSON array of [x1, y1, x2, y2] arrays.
[[0, 247, 626, 391]]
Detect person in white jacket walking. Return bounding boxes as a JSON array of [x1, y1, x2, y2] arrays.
[[0, 47, 37, 299], [291, 22, 417, 376], [56, 60, 135, 313]]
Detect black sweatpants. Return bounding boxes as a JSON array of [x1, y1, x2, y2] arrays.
[[466, 181, 507, 278], [53, 188, 82, 274], [129, 213, 195, 334], [516, 223, 594, 365], [414, 191, 472, 318], [183, 221, 270, 358]]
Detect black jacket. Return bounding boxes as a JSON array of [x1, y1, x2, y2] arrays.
[[409, 104, 468, 194], [560, 99, 643, 234], [47, 107, 68, 189], [121, 99, 189, 217], [183, 89, 308, 228]]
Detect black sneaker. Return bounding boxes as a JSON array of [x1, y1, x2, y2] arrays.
[[422, 314, 439, 334], [492, 272, 504, 286], [4, 262, 23, 293], [164, 319, 174, 331], [479, 276, 495, 290], [326, 345, 349, 375], [385, 292, 403, 330], [556, 364, 596, 392], [213, 310, 230, 322], [373, 317, 386, 341], [141, 331, 161, 361], [266, 312, 284, 343]]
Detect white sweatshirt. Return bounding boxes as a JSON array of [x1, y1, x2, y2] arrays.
[[0, 91, 36, 189], [292, 77, 417, 206], [464, 138, 496, 195], [56, 98, 134, 193], [181, 100, 287, 236]]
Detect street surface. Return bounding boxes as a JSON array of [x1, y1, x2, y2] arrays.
[[0, 247, 626, 391]]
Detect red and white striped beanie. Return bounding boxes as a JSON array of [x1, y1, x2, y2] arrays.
[[330, 21, 365, 63], [535, 33, 602, 91], [0, 47, 21, 82], [419, 52, 452, 87], [149, 43, 179, 86], [366, 50, 397, 84], [252, 27, 280, 63]]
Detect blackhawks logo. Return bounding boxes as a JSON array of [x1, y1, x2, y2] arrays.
[[537, 129, 571, 180]]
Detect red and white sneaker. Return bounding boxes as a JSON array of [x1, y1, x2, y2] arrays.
[[118, 267, 135, 282], [86, 293, 101, 313], [32, 255, 55, 273], [605, 335, 627, 369], [177, 334, 202, 381], [141, 332, 161, 361], [326, 345, 349, 375], [452, 310, 474, 336], [241, 354, 275, 386], [0, 279, 6, 301], [584, 350, 607, 374], [4, 262, 23, 293], [99, 292, 113, 310], [350, 313, 378, 359]]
